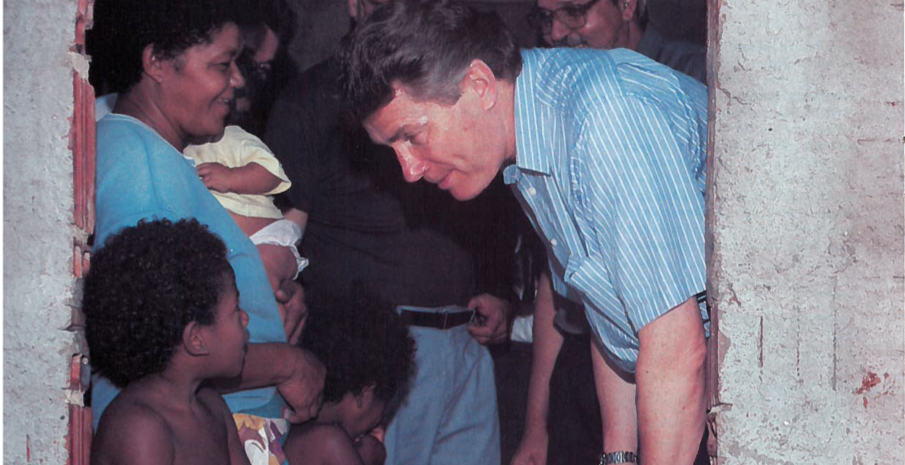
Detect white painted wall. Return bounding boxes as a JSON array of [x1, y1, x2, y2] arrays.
[[3, 0, 81, 463], [708, 1, 904, 463]]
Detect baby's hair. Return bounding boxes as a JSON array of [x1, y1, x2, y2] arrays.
[[83, 218, 233, 387], [300, 288, 415, 404]]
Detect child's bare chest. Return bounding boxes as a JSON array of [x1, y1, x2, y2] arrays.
[[167, 407, 232, 465]]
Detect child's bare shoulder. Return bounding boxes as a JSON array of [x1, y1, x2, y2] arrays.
[[92, 391, 174, 464], [286, 423, 361, 465], [196, 386, 233, 417]]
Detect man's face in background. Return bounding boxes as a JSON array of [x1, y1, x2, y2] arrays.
[[536, 0, 635, 49]]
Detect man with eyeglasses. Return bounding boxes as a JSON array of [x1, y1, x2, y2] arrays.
[[533, 0, 705, 83]]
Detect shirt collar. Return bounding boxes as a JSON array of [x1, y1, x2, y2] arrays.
[[512, 49, 555, 179]]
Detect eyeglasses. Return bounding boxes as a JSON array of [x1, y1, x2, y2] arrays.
[[237, 52, 273, 82], [529, 0, 603, 32]]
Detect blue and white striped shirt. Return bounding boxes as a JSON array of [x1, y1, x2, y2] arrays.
[[504, 48, 708, 373]]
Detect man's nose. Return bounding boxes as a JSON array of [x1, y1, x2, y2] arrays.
[[394, 145, 427, 183], [549, 18, 571, 42]]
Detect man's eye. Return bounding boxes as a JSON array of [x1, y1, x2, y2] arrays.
[[562, 6, 584, 18], [408, 132, 427, 145]]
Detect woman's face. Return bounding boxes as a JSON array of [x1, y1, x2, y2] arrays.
[[158, 23, 244, 146]]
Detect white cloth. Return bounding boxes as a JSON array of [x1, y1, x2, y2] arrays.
[[249, 219, 308, 279]]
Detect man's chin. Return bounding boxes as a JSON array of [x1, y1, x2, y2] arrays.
[[449, 189, 479, 201], [447, 181, 490, 201]]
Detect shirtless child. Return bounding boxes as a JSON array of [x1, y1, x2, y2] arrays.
[[85, 219, 250, 465], [284, 290, 415, 465], [185, 126, 308, 342]]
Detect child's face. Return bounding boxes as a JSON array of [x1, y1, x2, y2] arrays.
[[345, 390, 387, 439], [205, 276, 249, 377]]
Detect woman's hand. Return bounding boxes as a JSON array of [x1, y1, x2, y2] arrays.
[[257, 244, 306, 344], [279, 346, 326, 423], [275, 280, 307, 345]]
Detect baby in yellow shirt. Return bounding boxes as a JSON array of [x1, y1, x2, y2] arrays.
[[186, 125, 308, 338]]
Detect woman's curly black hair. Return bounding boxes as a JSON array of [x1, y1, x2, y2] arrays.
[[87, 0, 250, 93], [300, 288, 415, 404], [83, 219, 233, 388]]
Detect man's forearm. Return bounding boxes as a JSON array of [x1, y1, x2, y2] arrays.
[[522, 273, 563, 432]]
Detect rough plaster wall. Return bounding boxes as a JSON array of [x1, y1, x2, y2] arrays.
[[707, 1, 904, 464], [3, 0, 81, 463]]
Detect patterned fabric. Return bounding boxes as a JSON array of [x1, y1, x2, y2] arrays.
[[234, 413, 290, 465], [504, 48, 709, 374]]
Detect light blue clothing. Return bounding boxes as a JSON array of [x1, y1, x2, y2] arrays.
[[504, 48, 708, 374], [385, 306, 500, 465], [92, 113, 287, 427]]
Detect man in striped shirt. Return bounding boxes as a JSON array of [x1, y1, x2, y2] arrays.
[[340, 1, 708, 464]]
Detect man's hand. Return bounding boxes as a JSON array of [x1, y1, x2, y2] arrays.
[[275, 280, 306, 345], [196, 162, 235, 193], [510, 428, 548, 465], [279, 346, 326, 423], [466, 293, 511, 345]]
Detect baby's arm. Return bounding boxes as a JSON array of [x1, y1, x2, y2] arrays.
[[197, 162, 282, 195]]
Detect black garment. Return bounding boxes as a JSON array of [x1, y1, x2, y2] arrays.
[[548, 332, 602, 465], [637, 26, 707, 84], [264, 57, 516, 307]]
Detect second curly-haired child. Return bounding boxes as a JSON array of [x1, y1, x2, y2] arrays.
[[84, 219, 250, 465], [284, 289, 416, 465]]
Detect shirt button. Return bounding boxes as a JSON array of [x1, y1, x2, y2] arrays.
[[527, 187, 537, 196], [550, 239, 558, 246]]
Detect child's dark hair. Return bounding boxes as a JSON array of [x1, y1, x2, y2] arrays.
[[300, 289, 415, 404], [83, 219, 233, 388]]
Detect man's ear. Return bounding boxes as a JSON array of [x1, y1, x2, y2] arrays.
[[182, 321, 210, 356], [622, 0, 639, 22], [142, 44, 167, 84], [462, 59, 498, 111]]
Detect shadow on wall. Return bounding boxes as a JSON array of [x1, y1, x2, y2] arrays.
[[285, 0, 542, 74]]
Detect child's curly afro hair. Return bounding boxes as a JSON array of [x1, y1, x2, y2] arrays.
[[300, 288, 415, 404], [83, 218, 233, 388]]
